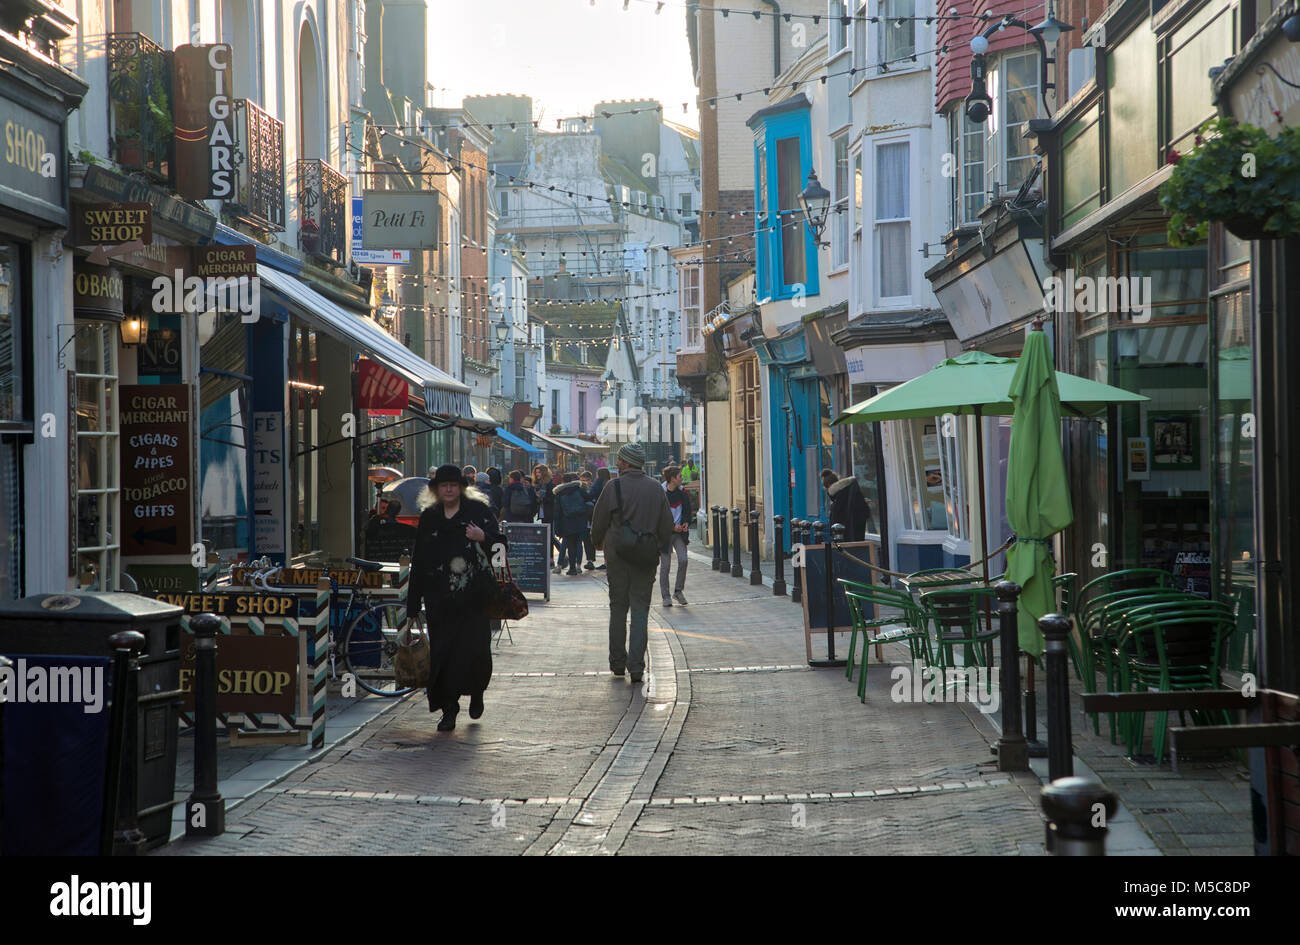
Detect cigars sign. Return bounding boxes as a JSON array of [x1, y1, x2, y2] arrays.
[[120, 384, 193, 555], [173, 44, 234, 200]]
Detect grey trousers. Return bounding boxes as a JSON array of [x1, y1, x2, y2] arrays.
[[659, 534, 688, 598], [606, 554, 655, 675]]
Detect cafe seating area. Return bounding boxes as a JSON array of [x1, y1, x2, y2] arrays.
[[840, 565, 1256, 764]]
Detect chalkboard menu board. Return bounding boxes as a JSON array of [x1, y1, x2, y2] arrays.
[[364, 521, 418, 563], [501, 522, 551, 600], [799, 540, 880, 663]]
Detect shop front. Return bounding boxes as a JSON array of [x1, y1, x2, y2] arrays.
[[0, 19, 87, 599]]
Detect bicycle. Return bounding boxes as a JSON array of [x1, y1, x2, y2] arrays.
[[251, 555, 424, 697]]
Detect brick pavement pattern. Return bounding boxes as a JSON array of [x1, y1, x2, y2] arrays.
[[155, 550, 1249, 855]]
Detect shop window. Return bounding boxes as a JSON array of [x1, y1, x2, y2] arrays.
[[0, 243, 25, 600], [891, 417, 948, 531], [936, 416, 969, 542], [848, 383, 882, 535], [75, 323, 121, 590], [199, 311, 251, 558], [1105, 23, 1158, 199]]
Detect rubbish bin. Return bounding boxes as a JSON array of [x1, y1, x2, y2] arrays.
[[0, 592, 184, 855]]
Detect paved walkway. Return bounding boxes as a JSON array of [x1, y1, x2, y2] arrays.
[[154, 548, 1249, 856]]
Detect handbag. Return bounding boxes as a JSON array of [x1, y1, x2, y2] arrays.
[[483, 551, 529, 621], [393, 619, 430, 689]]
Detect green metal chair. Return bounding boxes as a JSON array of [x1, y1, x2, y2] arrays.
[[1051, 572, 1082, 680], [919, 586, 1000, 671], [1111, 600, 1235, 763], [1078, 568, 1176, 606], [840, 579, 932, 703]]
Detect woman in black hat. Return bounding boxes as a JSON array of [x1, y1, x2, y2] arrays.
[[406, 464, 504, 731]]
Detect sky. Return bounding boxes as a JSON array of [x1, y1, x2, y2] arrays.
[[425, 0, 699, 131]]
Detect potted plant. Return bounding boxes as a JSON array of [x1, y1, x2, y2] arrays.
[[366, 437, 404, 466], [549, 423, 563, 435], [1159, 116, 1300, 246]]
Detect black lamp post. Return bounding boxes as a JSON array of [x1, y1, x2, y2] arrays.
[[964, 1, 1074, 124], [799, 169, 832, 247]]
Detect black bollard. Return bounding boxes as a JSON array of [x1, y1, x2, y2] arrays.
[[994, 581, 1029, 772], [1039, 613, 1074, 781], [749, 509, 763, 585], [772, 515, 787, 596], [186, 613, 226, 837], [810, 523, 846, 667], [1041, 777, 1118, 855], [0, 654, 8, 852], [103, 629, 146, 856], [730, 508, 744, 578], [711, 507, 722, 571], [1025, 656, 1046, 758], [790, 520, 804, 604], [717, 506, 729, 573]]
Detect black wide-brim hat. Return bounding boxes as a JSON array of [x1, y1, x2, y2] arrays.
[[430, 463, 468, 487]]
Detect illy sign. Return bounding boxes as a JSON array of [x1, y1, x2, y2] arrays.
[[173, 44, 234, 200], [361, 191, 439, 250]]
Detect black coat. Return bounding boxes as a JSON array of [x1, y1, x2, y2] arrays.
[[405, 497, 503, 711], [552, 481, 591, 538], [827, 476, 870, 543], [501, 481, 538, 523], [538, 480, 556, 523]]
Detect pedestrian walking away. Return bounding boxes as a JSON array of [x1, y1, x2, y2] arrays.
[[579, 470, 598, 569], [553, 473, 591, 575], [591, 443, 674, 684], [405, 464, 505, 731], [590, 467, 610, 569], [534, 463, 559, 570], [822, 469, 870, 542], [501, 469, 538, 523], [485, 467, 505, 517], [659, 465, 692, 607]]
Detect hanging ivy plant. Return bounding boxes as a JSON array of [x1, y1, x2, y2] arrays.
[[1159, 116, 1300, 246], [366, 438, 405, 465]]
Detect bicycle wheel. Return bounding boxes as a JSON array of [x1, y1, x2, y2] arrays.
[[341, 602, 423, 696]]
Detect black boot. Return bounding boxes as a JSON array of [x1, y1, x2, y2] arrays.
[[469, 692, 484, 719], [437, 702, 458, 731]]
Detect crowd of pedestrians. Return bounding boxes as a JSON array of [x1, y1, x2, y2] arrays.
[[402, 450, 700, 727]]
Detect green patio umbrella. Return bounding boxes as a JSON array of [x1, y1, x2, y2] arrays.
[[1004, 328, 1073, 657], [832, 349, 1148, 594]]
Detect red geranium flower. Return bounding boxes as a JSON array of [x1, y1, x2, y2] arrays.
[[1167, 149, 1182, 165]]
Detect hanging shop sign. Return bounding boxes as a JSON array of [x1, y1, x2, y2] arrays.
[[351, 197, 410, 264], [361, 191, 438, 250], [0, 94, 63, 224], [358, 358, 408, 413], [71, 201, 152, 246], [253, 410, 286, 556], [120, 384, 193, 556], [80, 165, 217, 239], [71, 262, 124, 321], [194, 243, 257, 279], [173, 43, 234, 200], [178, 630, 298, 716]]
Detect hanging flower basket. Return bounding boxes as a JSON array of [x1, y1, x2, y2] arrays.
[[366, 437, 404, 465], [1159, 116, 1300, 247]]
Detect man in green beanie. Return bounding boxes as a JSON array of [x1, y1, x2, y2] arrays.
[[591, 442, 674, 684]]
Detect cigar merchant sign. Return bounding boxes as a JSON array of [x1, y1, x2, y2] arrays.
[[120, 384, 193, 555]]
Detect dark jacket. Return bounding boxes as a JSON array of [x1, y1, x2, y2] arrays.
[[591, 468, 674, 561], [664, 485, 693, 544], [538, 479, 556, 523], [587, 477, 605, 520], [501, 481, 538, 523], [827, 476, 869, 543], [552, 480, 591, 538], [405, 494, 504, 712]]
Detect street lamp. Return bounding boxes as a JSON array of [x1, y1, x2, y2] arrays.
[[965, 2, 1074, 124], [495, 312, 510, 346], [799, 170, 832, 247]]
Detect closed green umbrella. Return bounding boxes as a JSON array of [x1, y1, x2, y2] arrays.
[[1004, 327, 1073, 657]]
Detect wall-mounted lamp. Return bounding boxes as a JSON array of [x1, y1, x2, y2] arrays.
[[799, 170, 832, 247], [119, 315, 148, 347]]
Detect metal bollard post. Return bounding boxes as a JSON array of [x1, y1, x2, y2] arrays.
[[1039, 613, 1074, 782], [103, 630, 146, 856], [730, 509, 744, 578], [772, 515, 787, 596], [790, 520, 804, 604], [749, 509, 763, 585], [186, 613, 226, 837], [717, 507, 729, 573], [0, 654, 8, 852], [994, 581, 1029, 771], [1040, 777, 1117, 855], [711, 507, 722, 571]]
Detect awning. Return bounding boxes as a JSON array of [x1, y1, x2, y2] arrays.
[[496, 427, 543, 455], [523, 428, 579, 455], [256, 264, 472, 418], [552, 436, 610, 453]]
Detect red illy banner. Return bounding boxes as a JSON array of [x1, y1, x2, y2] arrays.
[[358, 359, 407, 415]]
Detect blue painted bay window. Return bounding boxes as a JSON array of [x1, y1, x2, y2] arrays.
[[748, 97, 819, 302]]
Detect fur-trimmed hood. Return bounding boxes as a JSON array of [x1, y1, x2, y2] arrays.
[[417, 484, 490, 511], [552, 480, 583, 497], [827, 476, 858, 498]]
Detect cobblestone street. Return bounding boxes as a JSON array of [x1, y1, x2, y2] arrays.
[[159, 552, 1061, 856]]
